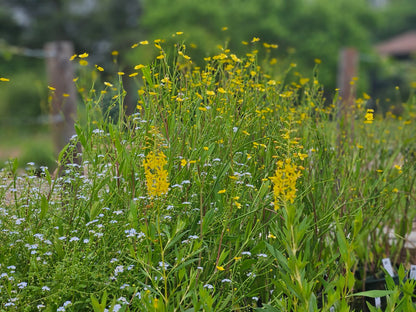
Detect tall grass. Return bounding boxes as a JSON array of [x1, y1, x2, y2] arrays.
[[0, 37, 415, 311]]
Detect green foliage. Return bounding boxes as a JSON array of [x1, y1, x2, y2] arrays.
[[140, 0, 377, 92], [0, 37, 415, 311]]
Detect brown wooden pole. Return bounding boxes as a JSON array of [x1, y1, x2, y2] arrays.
[[337, 47, 359, 145], [44, 41, 80, 167]]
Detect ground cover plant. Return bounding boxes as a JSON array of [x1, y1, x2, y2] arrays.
[[0, 35, 415, 311]]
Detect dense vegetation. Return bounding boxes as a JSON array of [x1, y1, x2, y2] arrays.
[[0, 36, 415, 311]]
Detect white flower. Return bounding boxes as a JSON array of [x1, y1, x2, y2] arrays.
[[113, 304, 122, 312], [42, 286, 50, 291], [159, 261, 169, 269], [203, 284, 214, 289], [17, 281, 27, 289], [63, 301, 72, 307], [114, 265, 124, 276]]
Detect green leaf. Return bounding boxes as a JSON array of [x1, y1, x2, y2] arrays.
[[336, 224, 349, 264], [202, 209, 215, 235], [90, 294, 104, 312], [39, 195, 49, 221], [217, 249, 230, 266], [128, 200, 138, 229], [348, 290, 394, 298], [255, 303, 280, 311], [141, 66, 154, 88], [90, 201, 101, 221]]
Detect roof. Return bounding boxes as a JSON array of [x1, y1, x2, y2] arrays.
[[376, 30, 416, 57]]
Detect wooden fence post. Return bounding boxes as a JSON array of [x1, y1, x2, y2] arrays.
[[44, 41, 80, 167], [337, 47, 359, 145]]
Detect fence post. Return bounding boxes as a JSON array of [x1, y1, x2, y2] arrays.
[[44, 41, 80, 168], [337, 47, 359, 145]]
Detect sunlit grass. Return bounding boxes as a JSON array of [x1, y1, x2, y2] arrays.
[[0, 34, 415, 311]]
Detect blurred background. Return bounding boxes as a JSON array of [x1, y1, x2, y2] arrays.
[[0, 0, 415, 169]]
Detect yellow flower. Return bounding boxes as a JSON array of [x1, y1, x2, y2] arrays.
[[297, 152, 308, 160], [48, 86, 56, 91], [117, 72, 125, 76], [221, 26, 228, 31], [364, 109, 374, 124], [78, 52, 89, 58], [140, 40, 149, 45], [143, 151, 169, 197], [206, 90, 215, 96], [69, 54, 77, 61], [129, 72, 138, 77], [181, 159, 187, 167], [269, 158, 302, 210], [218, 189, 226, 194], [95, 65, 104, 72], [0, 77, 10, 82], [230, 54, 241, 62], [216, 266, 225, 271], [131, 43, 139, 48], [79, 59, 88, 66], [134, 64, 145, 70], [251, 37, 260, 43], [111, 50, 119, 56], [104, 82, 113, 87]]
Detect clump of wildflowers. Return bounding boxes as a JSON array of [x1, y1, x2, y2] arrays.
[[143, 151, 169, 197], [269, 158, 302, 210]]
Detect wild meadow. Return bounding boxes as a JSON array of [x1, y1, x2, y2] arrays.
[[0, 36, 415, 311]]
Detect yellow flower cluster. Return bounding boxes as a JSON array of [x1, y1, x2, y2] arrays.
[[143, 151, 169, 197], [269, 159, 302, 210]]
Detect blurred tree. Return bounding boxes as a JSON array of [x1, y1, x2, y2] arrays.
[[375, 0, 416, 39], [0, 0, 142, 59], [139, 0, 377, 94]]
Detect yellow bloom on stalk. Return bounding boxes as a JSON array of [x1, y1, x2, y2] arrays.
[[95, 65, 104, 72], [269, 159, 302, 210], [0, 77, 10, 82], [143, 151, 169, 197], [364, 109, 374, 124], [134, 64, 145, 70]]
